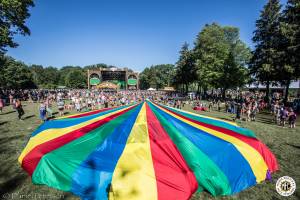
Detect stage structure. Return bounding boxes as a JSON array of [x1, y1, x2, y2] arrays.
[[87, 67, 139, 90]]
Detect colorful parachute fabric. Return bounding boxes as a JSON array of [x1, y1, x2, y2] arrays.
[[19, 101, 278, 200]]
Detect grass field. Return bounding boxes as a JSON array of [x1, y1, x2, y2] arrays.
[[0, 102, 299, 200]]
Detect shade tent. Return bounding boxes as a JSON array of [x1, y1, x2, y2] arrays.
[[96, 81, 118, 90], [162, 86, 175, 91], [19, 101, 278, 200], [147, 88, 156, 91]]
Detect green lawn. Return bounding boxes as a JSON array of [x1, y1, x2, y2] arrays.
[[0, 102, 299, 200]]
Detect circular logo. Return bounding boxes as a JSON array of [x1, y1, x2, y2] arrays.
[[276, 176, 296, 196]]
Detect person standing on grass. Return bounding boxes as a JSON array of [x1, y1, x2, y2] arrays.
[[39, 101, 47, 122], [225, 101, 229, 113], [46, 98, 53, 119], [208, 100, 213, 112], [246, 104, 251, 122], [276, 105, 281, 125], [75, 97, 81, 112], [0, 95, 4, 113], [15, 99, 24, 120], [57, 99, 65, 116], [217, 100, 221, 112], [280, 107, 288, 128], [9, 92, 13, 105], [236, 103, 242, 120], [250, 103, 258, 121], [288, 108, 296, 128]]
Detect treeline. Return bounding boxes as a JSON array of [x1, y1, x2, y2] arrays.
[[140, 0, 299, 103], [1, 0, 299, 103], [0, 55, 120, 89], [139, 64, 175, 90], [140, 24, 251, 95]]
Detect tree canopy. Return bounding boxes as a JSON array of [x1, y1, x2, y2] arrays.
[[1, 0, 299, 102], [0, 56, 36, 89], [139, 64, 175, 90], [194, 24, 250, 96], [0, 0, 34, 54], [249, 0, 300, 102]]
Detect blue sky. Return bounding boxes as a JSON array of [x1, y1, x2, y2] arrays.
[[6, 0, 286, 71]]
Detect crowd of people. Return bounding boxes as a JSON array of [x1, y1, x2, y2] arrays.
[[0, 89, 297, 128], [187, 90, 297, 128], [0, 89, 173, 121]]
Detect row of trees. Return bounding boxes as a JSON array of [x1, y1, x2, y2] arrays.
[[1, 0, 299, 103], [140, 23, 251, 96], [174, 24, 251, 97], [140, 0, 299, 102], [0, 0, 125, 89], [0, 55, 122, 89], [139, 64, 175, 90], [250, 0, 299, 102]]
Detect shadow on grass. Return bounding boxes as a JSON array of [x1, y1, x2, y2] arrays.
[[0, 121, 8, 126], [0, 135, 25, 146], [23, 115, 35, 120], [255, 119, 274, 125], [47, 116, 56, 120], [286, 143, 300, 149], [0, 110, 16, 115], [0, 174, 28, 197]]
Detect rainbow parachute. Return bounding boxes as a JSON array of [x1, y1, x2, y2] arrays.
[[19, 101, 278, 200]]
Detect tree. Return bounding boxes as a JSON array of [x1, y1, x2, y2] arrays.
[[59, 66, 82, 85], [40, 67, 60, 88], [277, 0, 300, 103], [219, 52, 249, 97], [84, 63, 108, 70], [174, 42, 197, 93], [139, 64, 175, 90], [65, 70, 86, 88], [29, 64, 45, 86], [139, 69, 150, 90], [2, 57, 36, 89], [250, 0, 282, 102], [0, 0, 34, 54], [221, 26, 251, 97], [193, 23, 251, 98], [0, 54, 13, 87], [194, 23, 229, 95]]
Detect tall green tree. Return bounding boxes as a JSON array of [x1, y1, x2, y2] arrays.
[[174, 42, 196, 93], [40, 67, 60, 88], [277, 0, 300, 102], [29, 64, 45, 86], [194, 23, 250, 97], [59, 66, 82, 85], [65, 70, 86, 88], [2, 57, 36, 89], [194, 23, 229, 94], [139, 69, 150, 90], [0, 0, 34, 54], [250, 0, 282, 101], [221, 26, 251, 97], [84, 63, 108, 70], [139, 64, 175, 90]]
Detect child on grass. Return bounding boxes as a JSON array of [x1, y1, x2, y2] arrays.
[[15, 99, 25, 120], [288, 108, 296, 128]]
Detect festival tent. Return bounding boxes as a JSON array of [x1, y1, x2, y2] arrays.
[[161, 86, 175, 91], [147, 88, 156, 91], [19, 101, 278, 200], [96, 81, 118, 90]]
